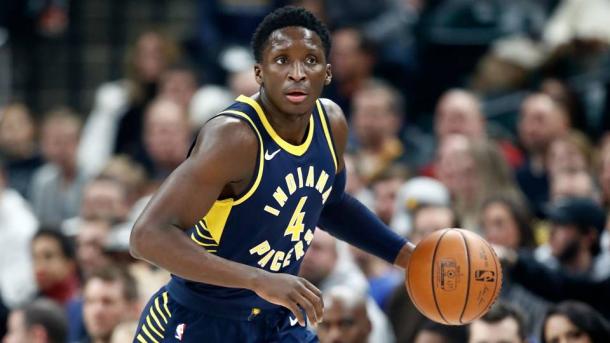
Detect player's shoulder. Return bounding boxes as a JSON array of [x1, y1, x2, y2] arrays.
[[191, 114, 259, 158], [319, 98, 347, 125], [318, 98, 348, 146]]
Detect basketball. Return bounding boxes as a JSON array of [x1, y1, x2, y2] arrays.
[[406, 228, 502, 325]]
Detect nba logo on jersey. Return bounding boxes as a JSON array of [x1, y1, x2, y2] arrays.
[[175, 323, 186, 341]]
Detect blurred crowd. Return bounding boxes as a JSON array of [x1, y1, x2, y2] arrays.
[[2, 0, 610, 342]]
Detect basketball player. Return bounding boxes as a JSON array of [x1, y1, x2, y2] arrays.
[[130, 6, 415, 342]]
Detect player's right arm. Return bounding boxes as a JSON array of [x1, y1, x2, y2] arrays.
[[130, 116, 322, 326]]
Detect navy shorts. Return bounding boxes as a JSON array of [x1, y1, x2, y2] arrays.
[[133, 287, 318, 343]]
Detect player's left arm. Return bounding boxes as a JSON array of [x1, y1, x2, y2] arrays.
[[317, 98, 415, 268]]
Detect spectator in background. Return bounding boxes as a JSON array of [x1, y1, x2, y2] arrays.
[[599, 142, 610, 254], [344, 154, 374, 209], [109, 321, 138, 343], [82, 267, 140, 343], [189, 46, 255, 132], [158, 63, 198, 113], [0, 103, 43, 198], [75, 220, 113, 280], [31, 229, 79, 306], [348, 245, 401, 311], [390, 177, 451, 237], [62, 176, 131, 237], [370, 167, 409, 226], [3, 299, 67, 343], [98, 156, 149, 210], [436, 135, 523, 230], [325, 27, 375, 114], [498, 247, 610, 319], [538, 198, 610, 280], [546, 130, 594, 177], [480, 194, 549, 337], [0, 160, 38, 309], [413, 320, 468, 343], [78, 30, 180, 176], [541, 301, 610, 343], [468, 302, 528, 343], [550, 170, 599, 203], [139, 98, 191, 181], [429, 89, 523, 171], [409, 204, 458, 244], [79, 177, 130, 224], [435, 89, 486, 141], [300, 230, 367, 295], [597, 137, 610, 210], [387, 203, 457, 343], [517, 93, 570, 217], [31, 108, 88, 228], [195, 0, 283, 83], [317, 286, 372, 343], [349, 79, 407, 184], [480, 195, 537, 250], [300, 230, 394, 343]]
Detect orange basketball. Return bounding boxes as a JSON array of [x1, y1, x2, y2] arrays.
[[406, 228, 502, 325]]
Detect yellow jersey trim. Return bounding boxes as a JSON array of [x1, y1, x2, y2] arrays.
[[316, 100, 338, 173], [220, 109, 265, 205], [237, 95, 314, 156], [201, 201, 233, 245], [189, 109, 264, 248]]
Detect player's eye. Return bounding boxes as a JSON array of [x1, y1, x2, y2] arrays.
[[275, 56, 287, 65], [305, 56, 317, 64]]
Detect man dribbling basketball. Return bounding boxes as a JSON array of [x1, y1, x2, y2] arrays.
[[130, 6, 415, 342]]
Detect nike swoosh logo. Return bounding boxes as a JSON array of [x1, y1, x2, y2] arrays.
[[264, 149, 281, 160], [289, 316, 299, 327]]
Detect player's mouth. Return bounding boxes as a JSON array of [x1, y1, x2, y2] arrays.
[[285, 90, 308, 104]]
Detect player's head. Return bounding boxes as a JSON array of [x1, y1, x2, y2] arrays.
[[318, 286, 371, 343], [252, 6, 330, 65], [251, 6, 332, 115], [4, 299, 68, 343], [468, 302, 527, 343]]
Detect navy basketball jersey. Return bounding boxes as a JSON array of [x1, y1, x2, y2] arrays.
[[169, 95, 338, 311]]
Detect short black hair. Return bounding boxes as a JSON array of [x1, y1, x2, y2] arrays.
[[251, 6, 331, 63], [32, 229, 76, 260], [22, 299, 68, 343], [541, 301, 610, 343], [416, 320, 467, 343], [475, 302, 527, 341]]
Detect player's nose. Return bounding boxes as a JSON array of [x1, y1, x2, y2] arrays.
[[288, 61, 306, 82]]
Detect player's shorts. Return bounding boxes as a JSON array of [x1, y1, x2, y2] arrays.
[[133, 286, 318, 343]]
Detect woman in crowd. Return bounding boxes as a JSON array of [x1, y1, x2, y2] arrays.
[[541, 301, 610, 343]]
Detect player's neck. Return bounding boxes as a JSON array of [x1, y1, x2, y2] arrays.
[[256, 90, 312, 146]]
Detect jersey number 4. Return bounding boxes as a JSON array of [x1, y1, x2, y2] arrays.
[[284, 196, 307, 241]]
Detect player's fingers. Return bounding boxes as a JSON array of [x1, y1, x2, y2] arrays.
[[301, 278, 323, 299], [285, 301, 305, 327], [293, 292, 317, 326], [299, 284, 323, 323]]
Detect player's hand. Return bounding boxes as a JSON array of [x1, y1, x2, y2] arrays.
[[394, 242, 416, 269], [251, 271, 323, 327]]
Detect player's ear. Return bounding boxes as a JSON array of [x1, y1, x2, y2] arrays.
[[254, 64, 263, 85], [324, 64, 332, 85]]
